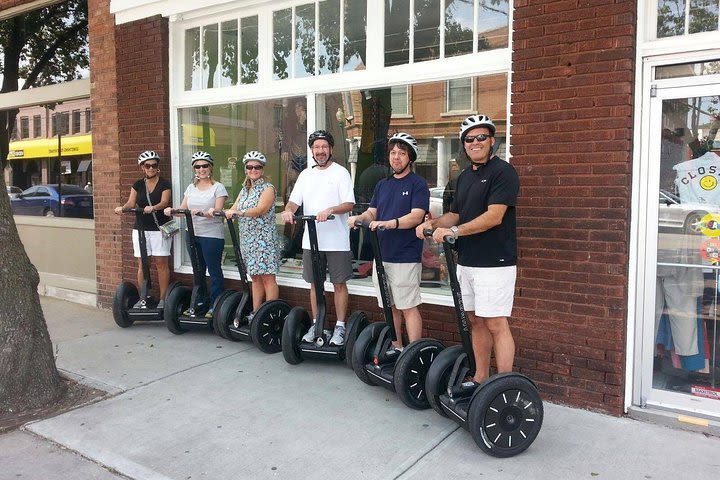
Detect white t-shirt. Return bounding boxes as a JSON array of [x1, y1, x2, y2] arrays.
[[183, 181, 228, 239], [289, 161, 355, 251], [674, 152, 720, 204]]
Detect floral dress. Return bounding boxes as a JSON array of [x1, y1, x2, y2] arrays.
[[236, 179, 281, 275]]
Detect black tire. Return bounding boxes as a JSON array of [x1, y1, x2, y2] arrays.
[[112, 282, 139, 328], [394, 339, 445, 410], [343, 310, 368, 368], [164, 285, 191, 335], [281, 307, 311, 365], [212, 290, 236, 339], [251, 300, 291, 354], [468, 373, 544, 458], [425, 345, 463, 417], [351, 322, 385, 386]]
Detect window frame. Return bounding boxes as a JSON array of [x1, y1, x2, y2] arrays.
[[167, 1, 512, 306], [444, 77, 474, 114]]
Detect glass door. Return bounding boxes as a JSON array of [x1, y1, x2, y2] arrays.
[[642, 80, 720, 417]]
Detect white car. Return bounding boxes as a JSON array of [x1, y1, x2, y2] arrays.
[[429, 187, 445, 219], [659, 190, 720, 234]]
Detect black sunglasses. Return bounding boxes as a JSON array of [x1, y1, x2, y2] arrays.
[[193, 163, 211, 169], [143, 163, 159, 169], [463, 134, 491, 143], [245, 165, 264, 171]]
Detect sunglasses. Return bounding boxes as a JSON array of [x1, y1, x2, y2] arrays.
[[245, 165, 264, 171], [193, 163, 211, 169], [464, 134, 491, 143], [143, 163, 159, 169]]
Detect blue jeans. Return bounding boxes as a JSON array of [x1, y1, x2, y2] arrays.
[[194, 236, 225, 303]]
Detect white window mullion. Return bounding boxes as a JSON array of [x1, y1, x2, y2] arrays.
[[439, 0, 446, 59], [409, 0, 414, 64], [291, 7, 296, 78], [339, 0, 345, 72], [473, 0, 478, 53], [315, 1, 320, 75], [684, 0, 690, 35]]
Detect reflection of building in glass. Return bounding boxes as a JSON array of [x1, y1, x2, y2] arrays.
[[4, 98, 92, 191]]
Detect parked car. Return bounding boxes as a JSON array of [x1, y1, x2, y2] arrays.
[[659, 189, 720, 234], [6, 185, 22, 199], [11, 184, 94, 218], [429, 187, 445, 219]]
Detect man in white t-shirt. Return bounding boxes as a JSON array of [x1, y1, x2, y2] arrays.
[[281, 130, 355, 346]]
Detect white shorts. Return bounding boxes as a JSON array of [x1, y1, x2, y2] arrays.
[[372, 262, 422, 310], [132, 229, 172, 257], [456, 265, 516, 317]]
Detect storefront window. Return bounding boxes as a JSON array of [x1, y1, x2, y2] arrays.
[[176, 74, 508, 294], [654, 95, 720, 401], [385, 0, 509, 66], [657, 0, 720, 38], [273, 1, 366, 79], [240, 16, 259, 84]]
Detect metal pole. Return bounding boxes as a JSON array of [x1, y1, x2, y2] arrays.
[[57, 131, 62, 217]]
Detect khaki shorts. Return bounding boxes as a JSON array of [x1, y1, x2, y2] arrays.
[[456, 265, 516, 317], [372, 262, 422, 310], [302, 250, 353, 284], [132, 229, 171, 257]]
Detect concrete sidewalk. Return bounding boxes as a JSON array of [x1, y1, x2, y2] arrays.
[[1, 297, 719, 480]]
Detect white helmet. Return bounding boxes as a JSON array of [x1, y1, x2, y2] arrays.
[[191, 151, 213, 165], [459, 115, 496, 141], [388, 132, 418, 162], [137, 150, 160, 165], [243, 150, 267, 165]]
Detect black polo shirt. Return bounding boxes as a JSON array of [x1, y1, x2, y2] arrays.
[[450, 155, 519, 267]]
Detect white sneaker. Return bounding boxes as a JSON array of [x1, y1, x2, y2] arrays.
[[302, 322, 316, 343], [329, 325, 346, 346], [156, 300, 165, 310]]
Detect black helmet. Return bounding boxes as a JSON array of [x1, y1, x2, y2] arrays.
[[308, 130, 334, 148]]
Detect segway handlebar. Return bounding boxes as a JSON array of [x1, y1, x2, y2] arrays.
[[212, 210, 238, 219], [170, 208, 206, 217], [295, 214, 335, 221], [122, 207, 160, 214], [354, 220, 385, 231], [423, 228, 456, 244]]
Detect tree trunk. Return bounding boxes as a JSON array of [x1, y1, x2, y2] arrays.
[[0, 175, 65, 413]]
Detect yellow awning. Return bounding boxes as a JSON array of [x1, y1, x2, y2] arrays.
[[7, 134, 93, 160]]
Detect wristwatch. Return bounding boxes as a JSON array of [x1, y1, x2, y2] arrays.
[[450, 226, 459, 238]]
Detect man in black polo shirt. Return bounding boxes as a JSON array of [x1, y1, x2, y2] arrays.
[[416, 115, 519, 383]]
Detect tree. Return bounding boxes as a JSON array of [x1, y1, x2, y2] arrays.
[[0, 0, 88, 414]]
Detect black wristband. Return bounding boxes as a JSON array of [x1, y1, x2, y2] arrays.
[[395, 218, 400, 229]]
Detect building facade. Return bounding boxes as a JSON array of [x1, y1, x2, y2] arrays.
[[4, 0, 720, 426]]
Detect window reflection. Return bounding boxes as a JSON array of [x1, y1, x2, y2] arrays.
[[344, 0, 366, 71], [319, 0, 341, 74], [273, 9, 292, 80], [177, 74, 508, 294], [385, 0, 410, 66], [220, 20, 238, 88], [240, 16, 259, 84], [295, 3, 316, 77], [477, 0, 509, 50], [654, 95, 720, 398], [414, 0, 441, 62], [445, 0, 473, 57]]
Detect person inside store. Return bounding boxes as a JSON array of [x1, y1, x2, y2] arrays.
[[348, 132, 429, 353], [281, 130, 355, 346], [164, 151, 228, 318], [226, 150, 281, 319], [114, 150, 172, 308], [416, 115, 520, 383]]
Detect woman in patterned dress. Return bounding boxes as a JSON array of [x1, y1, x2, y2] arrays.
[[226, 151, 281, 313]]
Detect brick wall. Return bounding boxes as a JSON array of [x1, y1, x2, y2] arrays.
[[88, 0, 122, 308], [510, 0, 636, 414]]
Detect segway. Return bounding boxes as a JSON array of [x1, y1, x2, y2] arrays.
[[212, 211, 291, 353], [423, 229, 543, 457], [113, 208, 178, 327], [281, 214, 367, 366], [351, 221, 444, 409], [164, 209, 214, 334]]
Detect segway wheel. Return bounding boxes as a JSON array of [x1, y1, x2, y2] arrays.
[[281, 307, 311, 364], [112, 282, 139, 328], [425, 345, 463, 417], [394, 339, 445, 410], [213, 291, 242, 340], [164, 285, 191, 335], [468, 374, 543, 458], [251, 300, 291, 354], [351, 322, 385, 385], [343, 310, 368, 369]]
